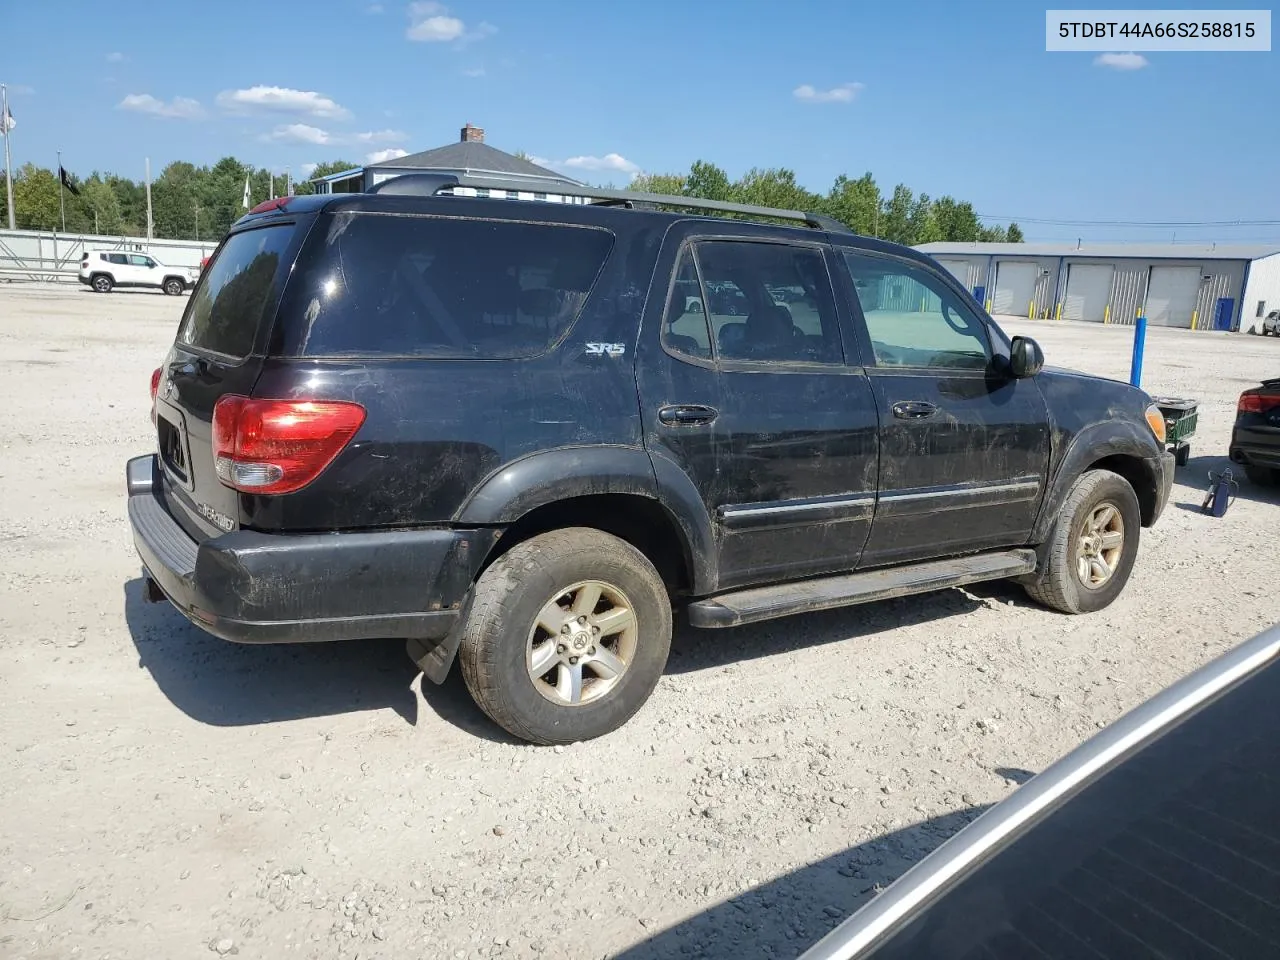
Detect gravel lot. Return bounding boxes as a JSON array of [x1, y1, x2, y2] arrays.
[[2, 284, 1278, 960]]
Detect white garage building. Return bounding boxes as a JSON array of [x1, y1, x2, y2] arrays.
[[915, 242, 1280, 332]]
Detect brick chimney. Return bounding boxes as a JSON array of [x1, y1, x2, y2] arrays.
[[460, 123, 485, 143]]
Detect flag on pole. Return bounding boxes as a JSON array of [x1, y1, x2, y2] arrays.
[[242, 174, 251, 210], [0, 106, 14, 135], [59, 166, 80, 196]]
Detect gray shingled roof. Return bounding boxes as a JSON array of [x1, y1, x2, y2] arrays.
[[365, 141, 579, 186], [916, 241, 1280, 261]]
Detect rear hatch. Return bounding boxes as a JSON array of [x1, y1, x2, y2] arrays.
[[153, 216, 312, 542]]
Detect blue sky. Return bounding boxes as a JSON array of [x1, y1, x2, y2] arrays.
[[3, 0, 1276, 241]]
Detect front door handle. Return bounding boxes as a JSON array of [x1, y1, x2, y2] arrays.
[[891, 400, 938, 420], [658, 404, 718, 427]]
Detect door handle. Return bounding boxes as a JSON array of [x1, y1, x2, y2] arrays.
[[891, 400, 938, 420], [658, 404, 718, 427]]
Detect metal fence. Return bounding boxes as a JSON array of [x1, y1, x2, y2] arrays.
[[0, 229, 218, 284]]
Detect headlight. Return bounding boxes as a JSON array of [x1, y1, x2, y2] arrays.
[[1145, 404, 1167, 444]]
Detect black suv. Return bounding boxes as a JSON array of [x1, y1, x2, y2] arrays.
[[127, 176, 1175, 744]]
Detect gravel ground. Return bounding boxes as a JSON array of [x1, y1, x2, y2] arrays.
[[1, 285, 1278, 960]]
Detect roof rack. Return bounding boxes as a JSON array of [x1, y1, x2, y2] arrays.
[[366, 173, 851, 233]]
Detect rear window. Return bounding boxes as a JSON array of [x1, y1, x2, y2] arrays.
[[275, 212, 614, 359], [178, 225, 295, 358]]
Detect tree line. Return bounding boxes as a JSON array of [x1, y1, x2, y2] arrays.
[[627, 161, 1022, 245], [0, 158, 355, 240], [0, 156, 1022, 246]]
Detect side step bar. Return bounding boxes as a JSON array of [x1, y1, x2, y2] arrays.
[[687, 549, 1037, 629]]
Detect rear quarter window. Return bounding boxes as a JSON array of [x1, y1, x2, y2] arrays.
[[177, 224, 296, 358], [275, 212, 614, 359]]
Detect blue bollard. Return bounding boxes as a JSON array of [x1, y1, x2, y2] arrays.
[[1129, 316, 1147, 387]]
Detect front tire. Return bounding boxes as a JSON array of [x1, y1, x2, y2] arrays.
[[163, 278, 184, 296], [458, 528, 672, 745], [92, 275, 113, 293], [1024, 470, 1141, 614]]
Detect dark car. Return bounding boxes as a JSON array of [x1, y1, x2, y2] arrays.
[[127, 175, 1174, 744], [1229, 377, 1280, 485], [801, 621, 1280, 960]]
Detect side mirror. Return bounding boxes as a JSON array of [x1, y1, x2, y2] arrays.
[[1009, 336, 1044, 378]]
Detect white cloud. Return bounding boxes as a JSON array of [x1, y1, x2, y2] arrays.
[[117, 93, 204, 119], [562, 153, 641, 176], [366, 2, 384, 11], [106, 51, 127, 63], [216, 85, 350, 119], [462, 66, 486, 77], [406, 2, 495, 44], [300, 162, 319, 176], [354, 128, 407, 143], [793, 82, 864, 104], [265, 123, 332, 145], [367, 147, 410, 163], [9, 84, 34, 96], [532, 153, 641, 180], [1094, 52, 1149, 70]]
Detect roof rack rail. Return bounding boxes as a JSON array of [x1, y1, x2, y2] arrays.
[[366, 172, 851, 233]]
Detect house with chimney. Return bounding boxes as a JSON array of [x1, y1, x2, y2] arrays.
[[309, 123, 587, 202]]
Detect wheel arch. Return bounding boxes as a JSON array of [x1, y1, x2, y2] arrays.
[[1033, 421, 1163, 543], [454, 445, 716, 595]]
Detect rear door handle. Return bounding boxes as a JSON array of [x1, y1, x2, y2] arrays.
[[891, 400, 938, 420], [658, 404, 718, 427]]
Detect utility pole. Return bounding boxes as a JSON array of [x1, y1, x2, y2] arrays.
[[269, 170, 275, 200], [286, 166, 292, 197], [145, 157, 153, 243], [2, 83, 14, 230], [57, 149, 66, 231], [194, 203, 200, 241]]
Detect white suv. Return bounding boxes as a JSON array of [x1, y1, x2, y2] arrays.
[[78, 250, 197, 295]]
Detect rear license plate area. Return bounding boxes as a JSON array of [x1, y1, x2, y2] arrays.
[[157, 415, 189, 480]]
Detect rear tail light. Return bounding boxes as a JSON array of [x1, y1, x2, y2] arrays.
[[212, 396, 366, 495], [150, 367, 162, 424], [1238, 393, 1280, 414]]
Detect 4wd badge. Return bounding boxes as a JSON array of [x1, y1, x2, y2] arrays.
[[585, 342, 626, 358]]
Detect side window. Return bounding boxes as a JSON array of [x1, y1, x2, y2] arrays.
[[695, 241, 843, 364], [128, 254, 151, 267], [841, 252, 992, 370], [661, 247, 713, 359], [108, 253, 128, 265]]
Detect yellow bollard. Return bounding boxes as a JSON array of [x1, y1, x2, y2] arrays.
[[1028, 300, 1034, 320], [1055, 302, 1062, 322], [1190, 310, 1198, 330], [985, 299, 992, 312], [1104, 304, 1111, 324]]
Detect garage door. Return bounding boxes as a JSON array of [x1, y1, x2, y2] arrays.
[[1062, 264, 1113, 322], [937, 260, 972, 287], [991, 262, 1037, 317], [1145, 266, 1202, 327]]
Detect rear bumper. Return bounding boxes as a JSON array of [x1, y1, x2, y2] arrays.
[[126, 454, 496, 644], [1230, 427, 1280, 470]]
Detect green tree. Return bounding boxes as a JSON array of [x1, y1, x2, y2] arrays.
[[733, 167, 819, 213], [684, 160, 732, 202], [630, 172, 686, 195], [13, 164, 61, 230], [931, 197, 983, 242], [878, 184, 914, 245], [824, 173, 881, 236], [978, 224, 1008, 242], [79, 176, 124, 234], [907, 193, 942, 244], [1006, 222, 1025, 243], [153, 161, 201, 239], [106, 175, 146, 235]]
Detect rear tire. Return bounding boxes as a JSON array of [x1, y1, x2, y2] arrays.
[[1024, 470, 1141, 615], [162, 278, 184, 296], [1244, 464, 1278, 486], [458, 528, 672, 745], [92, 274, 113, 293]]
